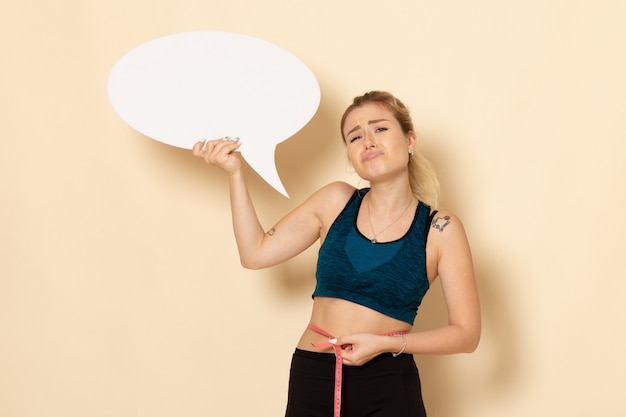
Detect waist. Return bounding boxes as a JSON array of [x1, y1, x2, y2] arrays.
[[297, 299, 412, 352], [292, 347, 415, 369], [298, 323, 410, 417]]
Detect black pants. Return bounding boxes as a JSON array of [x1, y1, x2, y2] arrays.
[[285, 348, 427, 417]]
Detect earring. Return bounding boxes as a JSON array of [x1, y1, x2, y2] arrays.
[[409, 149, 414, 157]]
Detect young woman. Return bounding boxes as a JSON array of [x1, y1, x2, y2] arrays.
[[192, 91, 480, 417]]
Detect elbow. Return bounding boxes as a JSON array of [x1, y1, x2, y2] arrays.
[[464, 337, 480, 353], [463, 328, 481, 353], [239, 259, 259, 270], [451, 323, 481, 353], [239, 255, 265, 270]]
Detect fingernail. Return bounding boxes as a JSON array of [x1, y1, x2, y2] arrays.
[[329, 338, 337, 344]]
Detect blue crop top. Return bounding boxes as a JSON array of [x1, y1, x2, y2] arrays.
[[313, 188, 433, 324]]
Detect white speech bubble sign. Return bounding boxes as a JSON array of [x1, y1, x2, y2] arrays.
[[107, 31, 321, 197]]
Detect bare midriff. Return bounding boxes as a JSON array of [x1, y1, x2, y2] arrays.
[[296, 296, 412, 352]]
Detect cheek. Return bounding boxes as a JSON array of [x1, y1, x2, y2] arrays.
[[345, 147, 361, 166], [346, 150, 357, 164]]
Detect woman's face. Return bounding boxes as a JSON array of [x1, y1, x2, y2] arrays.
[[342, 102, 415, 182]]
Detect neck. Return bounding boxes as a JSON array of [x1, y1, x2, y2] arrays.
[[364, 185, 415, 243], [366, 181, 414, 214]]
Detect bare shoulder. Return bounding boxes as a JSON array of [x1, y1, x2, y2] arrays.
[[318, 181, 357, 199], [427, 209, 471, 250], [304, 181, 353, 204], [429, 209, 464, 235], [308, 181, 356, 231], [426, 209, 474, 283], [285, 181, 355, 225], [291, 181, 355, 219]]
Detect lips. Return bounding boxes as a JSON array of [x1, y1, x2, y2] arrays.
[[362, 150, 384, 162]]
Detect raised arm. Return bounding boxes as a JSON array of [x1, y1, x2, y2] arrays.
[[192, 138, 339, 269]]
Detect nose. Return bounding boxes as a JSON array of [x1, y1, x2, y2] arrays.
[[363, 128, 376, 149]]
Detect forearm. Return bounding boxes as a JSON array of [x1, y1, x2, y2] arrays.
[[385, 324, 480, 356]]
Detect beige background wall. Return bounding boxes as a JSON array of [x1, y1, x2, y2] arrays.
[[2, 1, 625, 416]]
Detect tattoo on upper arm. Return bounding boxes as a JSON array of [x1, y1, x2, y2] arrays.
[[431, 215, 451, 233], [266, 226, 276, 236]]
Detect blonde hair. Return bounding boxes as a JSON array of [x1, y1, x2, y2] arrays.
[[340, 91, 440, 208]]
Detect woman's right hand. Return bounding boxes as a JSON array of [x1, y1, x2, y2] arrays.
[[192, 137, 242, 175]]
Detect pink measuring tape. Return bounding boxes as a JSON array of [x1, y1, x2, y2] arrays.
[[307, 323, 407, 417]]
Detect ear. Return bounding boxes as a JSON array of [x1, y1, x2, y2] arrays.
[[407, 131, 417, 153]]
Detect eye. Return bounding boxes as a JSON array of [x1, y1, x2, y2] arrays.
[[349, 135, 362, 143], [375, 127, 388, 133]]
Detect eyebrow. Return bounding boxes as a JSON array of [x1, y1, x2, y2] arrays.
[[345, 119, 390, 137]]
